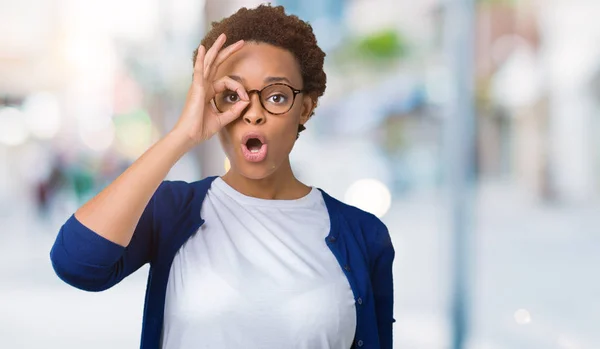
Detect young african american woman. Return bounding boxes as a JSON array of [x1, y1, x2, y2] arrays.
[[50, 4, 395, 349]]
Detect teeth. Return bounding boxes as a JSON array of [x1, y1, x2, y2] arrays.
[[251, 149, 259, 153]]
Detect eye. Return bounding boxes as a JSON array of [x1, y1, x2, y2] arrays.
[[224, 91, 240, 103], [266, 94, 287, 104]]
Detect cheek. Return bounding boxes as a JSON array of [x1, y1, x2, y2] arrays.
[[284, 106, 303, 132], [272, 116, 301, 151]]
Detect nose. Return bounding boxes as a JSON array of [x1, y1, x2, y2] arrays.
[[242, 92, 266, 125]]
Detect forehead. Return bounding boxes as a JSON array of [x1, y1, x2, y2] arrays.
[[215, 42, 303, 88]]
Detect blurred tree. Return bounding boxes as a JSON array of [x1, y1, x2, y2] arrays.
[[355, 29, 407, 61], [332, 28, 409, 68]]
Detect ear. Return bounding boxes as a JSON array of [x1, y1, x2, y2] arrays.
[[299, 93, 317, 125]]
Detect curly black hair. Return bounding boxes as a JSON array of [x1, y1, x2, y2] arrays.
[[193, 4, 327, 135]]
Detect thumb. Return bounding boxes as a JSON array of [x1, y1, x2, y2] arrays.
[[218, 100, 249, 126]]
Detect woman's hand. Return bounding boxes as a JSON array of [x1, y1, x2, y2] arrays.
[[171, 33, 249, 146]]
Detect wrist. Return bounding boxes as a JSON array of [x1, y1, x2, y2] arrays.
[[165, 128, 199, 156]]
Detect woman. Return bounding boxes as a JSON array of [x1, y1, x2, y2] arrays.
[[50, 4, 395, 349]]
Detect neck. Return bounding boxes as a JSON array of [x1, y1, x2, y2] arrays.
[[220, 159, 310, 200]]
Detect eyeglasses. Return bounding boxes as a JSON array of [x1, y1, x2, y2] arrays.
[[213, 83, 304, 115]]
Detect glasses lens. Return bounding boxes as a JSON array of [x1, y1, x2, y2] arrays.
[[260, 84, 294, 114], [214, 90, 241, 113]]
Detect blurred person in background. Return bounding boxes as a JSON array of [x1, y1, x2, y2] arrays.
[[34, 155, 67, 219], [49, 4, 395, 349]]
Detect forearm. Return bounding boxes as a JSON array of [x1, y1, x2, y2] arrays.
[[74, 130, 195, 247]]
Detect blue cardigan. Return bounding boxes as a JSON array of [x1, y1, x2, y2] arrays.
[[50, 176, 395, 349]]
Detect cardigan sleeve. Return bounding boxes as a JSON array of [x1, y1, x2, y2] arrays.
[[370, 220, 396, 349], [49, 181, 172, 292]]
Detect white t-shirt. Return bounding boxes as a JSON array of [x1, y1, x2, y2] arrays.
[[161, 177, 357, 349]]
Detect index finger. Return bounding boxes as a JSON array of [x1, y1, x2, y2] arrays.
[[207, 39, 245, 81], [213, 76, 249, 101]]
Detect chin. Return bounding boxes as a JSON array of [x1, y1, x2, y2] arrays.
[[230, 159, 279, 180]]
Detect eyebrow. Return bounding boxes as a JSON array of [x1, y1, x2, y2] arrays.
[[228, 75, 292, 85]]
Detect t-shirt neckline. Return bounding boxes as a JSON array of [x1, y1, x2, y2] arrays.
[[211, 177, 321, 208]]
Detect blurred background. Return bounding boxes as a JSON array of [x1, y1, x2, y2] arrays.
[[1, 0, 599, 348]]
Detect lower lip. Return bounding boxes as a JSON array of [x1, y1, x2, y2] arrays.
[[241, 143, 268, 162]]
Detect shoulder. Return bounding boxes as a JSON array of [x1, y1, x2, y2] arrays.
[[155, 176, 217, 200], [152, 176, 218, 219]]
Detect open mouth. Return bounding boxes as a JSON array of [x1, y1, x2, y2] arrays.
[[241, 133, 268, 162], [245, 138, 263, 153]]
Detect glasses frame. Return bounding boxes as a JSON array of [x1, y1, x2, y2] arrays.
[[213, 83, 304, 115]]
